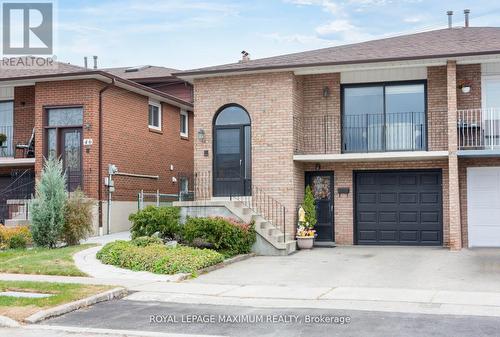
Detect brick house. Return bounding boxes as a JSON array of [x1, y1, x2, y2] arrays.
[[176, 26, 500, 251], [0, 61, 193, 234]]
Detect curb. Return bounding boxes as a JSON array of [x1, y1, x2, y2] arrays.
[[24, 287, 127, 324], [0, 314, 20, 328], [194, 253, 256, 277]]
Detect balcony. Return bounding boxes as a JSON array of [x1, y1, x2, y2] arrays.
[[295, 112, 427, 155], [0, 125, 14, 157], [457, 108, 500, 153]]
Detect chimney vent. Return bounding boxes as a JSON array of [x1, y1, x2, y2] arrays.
[[241, 50, 250, 63], [93, 55, 98, 69], [447, 10, 453, 28], [464, 9, 470, 27], [84, 56, 88, 69]]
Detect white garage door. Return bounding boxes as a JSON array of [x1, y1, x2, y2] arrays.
[[467, 167, 500, 247]]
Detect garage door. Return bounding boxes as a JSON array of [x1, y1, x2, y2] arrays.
[[467, 167, 500, 247], [355, 170, 442, 245]]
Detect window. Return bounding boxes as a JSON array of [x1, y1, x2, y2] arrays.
[[0, 101, 13, 157], [180, 110, 188, 137], [342, 82, 426, 152], [148, 101, 161, 130]]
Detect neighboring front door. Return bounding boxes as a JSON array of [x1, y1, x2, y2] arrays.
[[213, 105, 251, 197], [305, 172, 334, 242], [60, 128, 82, 191]]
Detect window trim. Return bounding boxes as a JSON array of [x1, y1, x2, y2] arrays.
[[180, 110, 188, 137], [340, 80, 428, 153], [148, 100, 162, 131]]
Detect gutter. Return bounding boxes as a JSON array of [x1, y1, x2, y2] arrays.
[[98, 78, 115, 235]]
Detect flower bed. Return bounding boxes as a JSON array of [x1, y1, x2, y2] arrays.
[[96, 238, 224, 275]]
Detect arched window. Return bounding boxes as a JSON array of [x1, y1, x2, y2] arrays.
[[213, 104, 251, 197], [215, 105, 250, 126]]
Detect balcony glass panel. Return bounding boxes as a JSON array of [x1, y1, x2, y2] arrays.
[[342, 83, 426, 153]]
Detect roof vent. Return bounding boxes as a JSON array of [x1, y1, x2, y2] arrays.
[[464, 9, 470, 27], [125, 65, 151, 73], [240, 51, 250, 63], [447, 10, 453, 28]]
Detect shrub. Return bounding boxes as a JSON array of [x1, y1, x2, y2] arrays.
[[303, 185, 317, 229], [96, 240, 224, 275], [62, 189, 95, 246], [182, 217, 256, 257], [0, 225, 32, 250], [130, 236, 164, 247], [129, 206, 181, 240], [30, 158, 67, 248]]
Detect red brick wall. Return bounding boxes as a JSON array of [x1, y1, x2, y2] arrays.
[[13, 86, 35, 158], [33, 79, 193, 203], [457, 64, 481, 110], [34, 79, 103, 199], [102, 86, 193, 201], [427, 66, 448, 151]]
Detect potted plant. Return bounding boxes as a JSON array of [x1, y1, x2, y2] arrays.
[[296, 185, 317, 249], [457, 79, 472, 94], [0, 133, 7, 147]]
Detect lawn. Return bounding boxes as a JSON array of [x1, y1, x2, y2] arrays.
[[0, 244, 95, 276], [0, 280, 112, 321]]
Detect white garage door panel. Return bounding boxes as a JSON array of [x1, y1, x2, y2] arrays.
[[467, 167, 500, 247]]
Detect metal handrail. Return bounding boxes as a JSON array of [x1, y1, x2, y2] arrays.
[[182, 171, 288, 243]]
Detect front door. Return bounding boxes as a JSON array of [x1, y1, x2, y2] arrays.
[[214, 126, 251, 196], [60, 128, 82, 191], [305, 172, 334, 242]]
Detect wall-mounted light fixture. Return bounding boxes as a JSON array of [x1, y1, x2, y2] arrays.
[[322, 86, 330, 98], [197, 128, 206, 143], [84, 122, 92, 130], [315, 163, 321, 171]]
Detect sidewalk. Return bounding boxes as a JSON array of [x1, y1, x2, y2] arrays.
[[1, 272, 500, 317]]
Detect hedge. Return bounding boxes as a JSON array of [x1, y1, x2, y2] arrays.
[[129, 206, 181, 240], [182, 217, 256, 257], [96, 239, 224, 275], [0, 225, 32, 250]]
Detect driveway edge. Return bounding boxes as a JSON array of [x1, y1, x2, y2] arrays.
[[0, 315, 20, 328], [24, 287, 127, 323]]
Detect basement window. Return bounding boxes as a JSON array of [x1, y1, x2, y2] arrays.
[[148, 101, 161, 130]]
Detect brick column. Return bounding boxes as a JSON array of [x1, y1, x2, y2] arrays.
[[446, 60, 462, 250]]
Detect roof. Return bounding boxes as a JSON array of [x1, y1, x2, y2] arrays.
[[0, 60, 88, 78], [0, 59, 192, 109], [176, 27, 500, 77], [103, 65, 180, 80]]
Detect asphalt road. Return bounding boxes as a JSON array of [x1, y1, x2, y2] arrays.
[[43, 299, 500, 337]]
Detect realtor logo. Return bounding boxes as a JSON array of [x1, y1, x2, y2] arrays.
[[2, 2, 53, 54]]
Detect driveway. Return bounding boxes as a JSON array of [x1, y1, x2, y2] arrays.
[[189, 246, 500, 292]]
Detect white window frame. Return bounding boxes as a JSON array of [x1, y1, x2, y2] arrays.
[[148, 100, 162, 130], [180, 110, 189, 137]]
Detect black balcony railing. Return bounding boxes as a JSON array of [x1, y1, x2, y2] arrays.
[[294, 112, 427, 154], [343, 112, 426, 153]]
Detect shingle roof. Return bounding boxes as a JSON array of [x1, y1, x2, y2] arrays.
[[177, 27, 500, 76], [0, 60, 89, 79], [103, 65, 179, 80]]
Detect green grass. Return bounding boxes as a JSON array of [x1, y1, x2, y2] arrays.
[[0, 244, 95, 276], [0, 280, 112, 320]]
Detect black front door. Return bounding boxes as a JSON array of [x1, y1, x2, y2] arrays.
[[305, 172, 334, 242], [214, 125, 251, 196], [60, 128, 82, 192]]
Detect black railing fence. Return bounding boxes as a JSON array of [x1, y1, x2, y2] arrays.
[[0, 169, 35, 224], [295, 112, 427, 154], [178, 171, 287, 243]]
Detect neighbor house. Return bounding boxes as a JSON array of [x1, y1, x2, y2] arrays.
[[0, 61, 193, 234], [175, 23, 500, 253]]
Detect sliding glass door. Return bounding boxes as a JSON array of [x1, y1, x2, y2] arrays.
[[342, 82, 426, 153]]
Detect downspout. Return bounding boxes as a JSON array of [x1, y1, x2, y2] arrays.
[[98, 78, 115, 236]]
